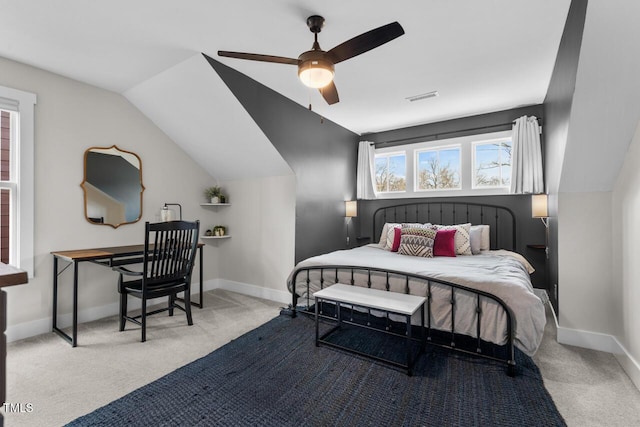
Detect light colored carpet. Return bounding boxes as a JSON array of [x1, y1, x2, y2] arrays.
[[3, 290, 640, 426], [533, 304, 640, 426], [4, 290, 283, 427]]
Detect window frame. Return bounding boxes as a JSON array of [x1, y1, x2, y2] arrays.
[[471, 137, 513, 190], [374, 150, 407, 194], [414, 144, 462, 192], [0, 85, 36, 277]]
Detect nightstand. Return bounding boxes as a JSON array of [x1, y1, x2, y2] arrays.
[[526, 244, 548, 291], [355, 236, 371, 247]]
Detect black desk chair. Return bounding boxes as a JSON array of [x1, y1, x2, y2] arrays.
[[114, 220, 200, 342]]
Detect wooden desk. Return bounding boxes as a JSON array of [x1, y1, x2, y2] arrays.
[[51, 243, 204, 347], [0, 264, 28, 426]]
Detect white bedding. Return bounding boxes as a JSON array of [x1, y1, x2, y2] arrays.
[[287, 244, 546, 356]]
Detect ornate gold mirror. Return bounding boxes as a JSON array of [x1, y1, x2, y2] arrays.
[[81, 145, 145, 228]]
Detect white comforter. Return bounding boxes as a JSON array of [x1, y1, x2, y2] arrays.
[[288, 245, 546, 356]]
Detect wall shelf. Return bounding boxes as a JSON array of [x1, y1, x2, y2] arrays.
[[201, 235, 231, 240], [200, 202, 230, 243]]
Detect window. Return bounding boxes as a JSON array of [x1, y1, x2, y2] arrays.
[[371, 130, 512, 199], [375, 152, 406, 193], [0, 86, 36, 276], [473, 138, 512, 188], [416, 146, 461, 191], [0, 110, 15, 264]]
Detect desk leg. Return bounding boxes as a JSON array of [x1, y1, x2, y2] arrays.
[[52, 256, 58, 332], [52, 257, 77, 347], [72, 261, 78, 347], [198, 245, 203, 308]]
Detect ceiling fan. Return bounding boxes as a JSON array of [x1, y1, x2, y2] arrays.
[[218, 15, 404, 105]]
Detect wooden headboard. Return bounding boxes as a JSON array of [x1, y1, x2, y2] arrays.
[[372, 201, 517, 251]]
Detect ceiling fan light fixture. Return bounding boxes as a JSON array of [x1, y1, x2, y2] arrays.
[[298, 59, 334, 88], [219, 16, 404, 104]]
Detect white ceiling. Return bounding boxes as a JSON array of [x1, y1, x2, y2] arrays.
[[560, 0, 640, 193], [0, 0, 571, 136], [124, 54, 294, 182], [1, 1, 581, 184]]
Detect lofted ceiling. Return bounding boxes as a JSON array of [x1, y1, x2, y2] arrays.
[[0, 1, 572, 181]]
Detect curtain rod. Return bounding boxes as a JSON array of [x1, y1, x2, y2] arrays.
[[372, 117, 542, 147]]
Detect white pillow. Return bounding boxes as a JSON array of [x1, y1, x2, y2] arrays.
[[479, 224, 490, 250], [469, 226, 482, 255], [378, 223, 400, 249], [470, 224, 490, 254], [433, 223, 472, 255]]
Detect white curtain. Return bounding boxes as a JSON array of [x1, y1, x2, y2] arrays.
[[356, 141, 377, 199], [510, 116, 544, 194]]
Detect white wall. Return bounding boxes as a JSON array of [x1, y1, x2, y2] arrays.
[[0, 56, 219, 340], [559, 0, 640, 194], [557, 191, 613, 333], [213, 175, 296, 304], [548, 0, 640, 388], [612, 120, 640, 388]]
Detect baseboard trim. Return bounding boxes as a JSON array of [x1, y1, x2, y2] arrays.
[[211, 279, 291, 305], [557, 325, 621, 353], [6, 301, 123, 343], [613, 339, 640, 391], [556, 317, 640, 392], [7, 280, 216, 343]]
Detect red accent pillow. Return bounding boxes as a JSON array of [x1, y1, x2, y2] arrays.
[[433, 229, 457, 257], [391, 227, 402, 252]]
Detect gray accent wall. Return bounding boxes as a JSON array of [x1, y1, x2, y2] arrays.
[[204, 55, 360, 263], [543, 0, 588, 312]]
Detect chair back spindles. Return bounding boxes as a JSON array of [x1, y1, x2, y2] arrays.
[[118, 220, 200, 342]]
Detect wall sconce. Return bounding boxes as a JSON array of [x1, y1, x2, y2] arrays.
[[345, 200, 358, 218], [531, 194, 548, 228], [345, 200, 357, 246]]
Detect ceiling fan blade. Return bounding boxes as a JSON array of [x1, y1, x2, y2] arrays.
[[218, 51, 299, 65], [327, 22, 405, 64], [319, 81, 339, 105]]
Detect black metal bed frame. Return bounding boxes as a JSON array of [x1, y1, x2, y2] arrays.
[[373, 201, 517, 251], [288, 201, 520, 376], [290, 265, 516, 376]]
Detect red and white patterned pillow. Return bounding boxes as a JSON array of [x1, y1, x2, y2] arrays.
[[432, 223, 472, 255]]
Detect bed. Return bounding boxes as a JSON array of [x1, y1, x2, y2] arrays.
[[287, 202, 547, 376]]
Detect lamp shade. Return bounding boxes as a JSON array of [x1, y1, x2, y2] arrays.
[[531, 194, 548, 218], [345, 200, 357, 218]]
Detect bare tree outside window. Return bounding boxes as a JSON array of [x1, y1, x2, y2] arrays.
[[416, 148, 461, 190], [375, 154, 406, 192], [474, 140, 512, 188]]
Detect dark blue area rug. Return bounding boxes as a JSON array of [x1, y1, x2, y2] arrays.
[[67, 313, 565, 427]]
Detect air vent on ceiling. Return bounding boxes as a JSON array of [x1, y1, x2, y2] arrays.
[[406, 91, 439, 102]]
